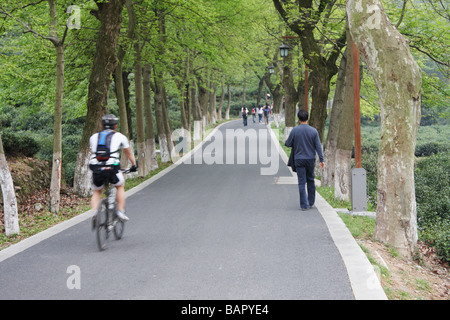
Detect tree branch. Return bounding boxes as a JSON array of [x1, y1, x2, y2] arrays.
[[0, 5, 60, 45], [395, 0, 408, 28], [409, 44, 450, 67]]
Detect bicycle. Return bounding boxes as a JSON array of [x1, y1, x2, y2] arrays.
[[92, 168, 130, 251]]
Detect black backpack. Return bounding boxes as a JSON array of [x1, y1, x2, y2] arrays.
[[95, 131, 117, 162]]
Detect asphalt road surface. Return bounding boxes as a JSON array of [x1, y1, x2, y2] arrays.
[[0, 120, 355, 300]]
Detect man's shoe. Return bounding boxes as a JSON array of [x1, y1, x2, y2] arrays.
[[301, 207, 309, 211], [309, 205, 315, 209], [117, 210, 129, 221]]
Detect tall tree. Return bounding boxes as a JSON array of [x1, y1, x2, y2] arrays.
[[334, 23, 357, 201], [273, 0, 346, 141], [74, 0, 126, 196], [134, 40, 147, 177], [0, 1, 68, 213], [115, 0, 136, 172], [143, 64, 158, 171], [347, 0, 422, 257]]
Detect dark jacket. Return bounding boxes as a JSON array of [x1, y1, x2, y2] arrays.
[[285, 124, 324, 162], [287, 144, 296, 172]]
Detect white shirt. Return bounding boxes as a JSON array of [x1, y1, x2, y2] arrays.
[[89, 130, 129, 165]]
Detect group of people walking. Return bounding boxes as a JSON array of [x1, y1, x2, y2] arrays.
[[241, 103, 272, 126]]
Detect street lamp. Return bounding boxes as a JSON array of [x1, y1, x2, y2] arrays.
[[279, 44, 290, 58]]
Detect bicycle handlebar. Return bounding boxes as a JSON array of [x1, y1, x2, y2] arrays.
[[121, 165, 137, 174]]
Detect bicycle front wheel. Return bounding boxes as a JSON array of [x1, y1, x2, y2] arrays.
[[96, 200, 108, 251]]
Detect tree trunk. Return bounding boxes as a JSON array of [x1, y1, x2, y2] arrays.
[[218, 80, 224, 122], [347, 0, 421, 257], [0, 135, 19, 236], [242, 70, 247, 108], [225, 83, 231, 120], [335, 26, 356, 201], [191, 80, 202, 143], [322, 55, 346, 187], [153, 79, 170, 163], [143, 64, 158, 171], [281, 48, 299, 141], [309, 71, 332, 142], [198, 81, 209, 132], [134, 43, 147, 177], [50, 44, 64, 212], [162, 86, 174, 160], [74, 0, 125, 196], [115, 0, 135, 171], [256, 74, 265, 111], [264, 58, 283, 128], [47, 0, 63, 213], [209, 78, 217, 124]]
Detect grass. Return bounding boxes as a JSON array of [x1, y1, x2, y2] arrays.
[[317, 186, 352, 210], [0, 202, 91, 251]]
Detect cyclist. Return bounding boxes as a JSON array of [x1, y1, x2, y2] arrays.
[[89, 114, 137, 221]]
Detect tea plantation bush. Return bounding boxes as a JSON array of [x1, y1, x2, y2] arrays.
[[415, 152, 450, 262], [359, 125, 450, 262], [1, 129, 40, 157]]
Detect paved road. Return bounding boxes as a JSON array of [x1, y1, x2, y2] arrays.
[[0, 120, 358, 300]]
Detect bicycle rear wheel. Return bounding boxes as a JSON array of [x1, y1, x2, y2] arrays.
[[96, 200, 108, 251], [113, 205, 125, 240]]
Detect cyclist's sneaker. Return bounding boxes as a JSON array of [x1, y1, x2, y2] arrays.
[[91, 215, 96, 230], [117, 210, 129, 221]]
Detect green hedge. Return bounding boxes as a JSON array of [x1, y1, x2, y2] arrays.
[[1, 129, 40, 157], [362, 150, 450, 262], [415, 152, 450, 262]]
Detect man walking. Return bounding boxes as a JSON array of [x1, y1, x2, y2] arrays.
[[285, 110, 325, 210]]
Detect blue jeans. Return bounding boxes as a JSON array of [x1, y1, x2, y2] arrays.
[[295, 159, 316, 209]]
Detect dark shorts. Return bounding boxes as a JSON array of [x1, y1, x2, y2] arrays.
[[90, 165, 124, 190]]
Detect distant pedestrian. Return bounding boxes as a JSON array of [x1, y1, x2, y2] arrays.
[[258, 106, 263, 123], [251, 106, 256, 123], [262, 103, 271, 125], [285, 110, 325, 211], [241, 106, 249, 126]]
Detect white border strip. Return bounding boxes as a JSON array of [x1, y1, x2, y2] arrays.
[[0, 121, 229, 263], [269, 125, 387, 300]]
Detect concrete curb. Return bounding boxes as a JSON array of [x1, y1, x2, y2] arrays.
[[268, 124, 387, 300]]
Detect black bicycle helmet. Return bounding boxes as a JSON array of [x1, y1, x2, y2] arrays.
[[102, 114, 118, 129]]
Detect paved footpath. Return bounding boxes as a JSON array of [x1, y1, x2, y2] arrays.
[[0, 120, 386, 301]]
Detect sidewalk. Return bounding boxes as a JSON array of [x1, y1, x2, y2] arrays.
[[268, 123, 387, 300]]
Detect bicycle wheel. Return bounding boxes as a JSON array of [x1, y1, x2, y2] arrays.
[[96, 200, 108, 251], [113, 204, 125, 240]]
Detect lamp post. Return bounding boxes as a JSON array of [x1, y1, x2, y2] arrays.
[[279, 41, 309, 111], [279, 43, 290, 58]]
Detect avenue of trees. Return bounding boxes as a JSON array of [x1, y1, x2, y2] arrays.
[[0, 0, 448, 260]]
